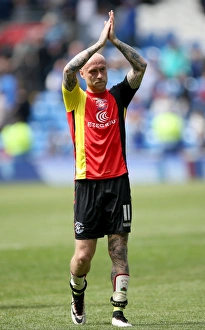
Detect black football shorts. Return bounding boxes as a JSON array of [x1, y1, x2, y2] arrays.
[[73, 174, 132, 239]]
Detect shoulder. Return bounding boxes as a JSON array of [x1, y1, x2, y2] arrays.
[[110, 76, 138, 94], [109, 77, 138, 107], [62, 80, 79, 94], [62, 80, 87, 100]]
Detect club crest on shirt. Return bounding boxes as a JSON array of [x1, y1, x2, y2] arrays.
[[93, 98, 109, 123], [93, 98, 108, 111]]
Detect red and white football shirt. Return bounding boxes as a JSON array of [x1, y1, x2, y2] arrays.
[[62, 77, 138, 180]]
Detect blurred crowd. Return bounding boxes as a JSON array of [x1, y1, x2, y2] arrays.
[[0, 0, 205, 160]]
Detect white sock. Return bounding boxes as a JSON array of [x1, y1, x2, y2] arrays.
[[70, 273, 86, 293], [113, 274, 129, 302]]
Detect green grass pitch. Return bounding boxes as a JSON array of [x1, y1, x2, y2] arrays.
[[0, 181, 205, 329]]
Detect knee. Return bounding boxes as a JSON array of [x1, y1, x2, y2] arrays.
[[72, 239, 97, 269], [74, 251, 93, 267]]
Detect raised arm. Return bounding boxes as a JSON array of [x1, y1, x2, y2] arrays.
[[108, 10, 147, 89], [63, 17, 111, 91]]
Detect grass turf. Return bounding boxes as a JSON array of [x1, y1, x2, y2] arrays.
[[0, 181, 205, 329]]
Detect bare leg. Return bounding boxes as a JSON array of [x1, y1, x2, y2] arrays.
[[70, 239, 97, 277], [108, 232, 131, 324], [108, 233, 129, 286], [70, 239, 97, 325]]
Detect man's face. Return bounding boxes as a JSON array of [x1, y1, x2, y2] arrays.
[[80, 56, 108, 93]]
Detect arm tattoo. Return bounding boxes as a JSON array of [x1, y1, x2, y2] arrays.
[[108, 234, 129, 284], [63, 44, 101, 91], [63, 73, 77, 91], [118, 41, 146, 71], [127, 70, 145, 89], [63, 54, 88, 91], [116, 40, 147, 89]]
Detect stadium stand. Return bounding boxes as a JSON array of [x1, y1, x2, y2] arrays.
[[0, 0, 204, 182]]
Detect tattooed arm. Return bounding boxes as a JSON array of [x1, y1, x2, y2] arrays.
[[108, 10, 147, 89], [63, 16, 111, 91]]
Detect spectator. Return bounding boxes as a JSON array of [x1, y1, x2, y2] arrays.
[[0, 0, 14, 21], [45, 58, 66, 92], [189, 42, 205, 78], [152, 109, 184, 154], [1, 121, 33, 157], [159, 33, 191, 78], [0, 54, 18, 127]]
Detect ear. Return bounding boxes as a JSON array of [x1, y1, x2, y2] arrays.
[[79, 69, 84, 79]]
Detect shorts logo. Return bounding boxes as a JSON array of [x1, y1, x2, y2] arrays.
[[75, 221, 84, 234]]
